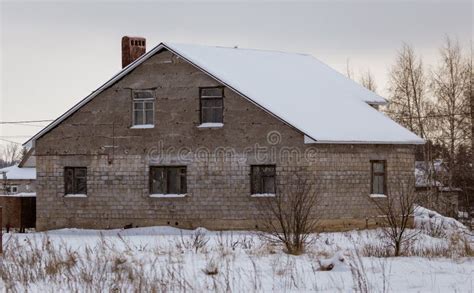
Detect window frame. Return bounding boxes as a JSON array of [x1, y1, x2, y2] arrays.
[[132, 89, 155, 127], [370, 160, 387, 195], [6, 185, 18, 194], [149, 166, 187, 195], [199, 87, 224, 124], [64, 167, 87, 195], [250, 164, 277, 195]]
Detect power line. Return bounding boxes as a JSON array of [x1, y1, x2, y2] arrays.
[[0, 119, 54, 124], [13, 123, 48, 128]]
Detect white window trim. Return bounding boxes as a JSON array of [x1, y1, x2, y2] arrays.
[[150, 193, 187, 198], [197, 122, 224, 128], [250, 193, 276, 198], [64, 194, 88, 198], [369, 194, 387, 198], [130, 124, 155, 129]]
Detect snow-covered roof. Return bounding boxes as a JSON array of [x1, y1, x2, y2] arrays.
[[24, 42, 424, 145], [414, 160, 461, 191], [415, 165, 442, 188], [0, 192, 36, 197], [0, 165, 36, 180]]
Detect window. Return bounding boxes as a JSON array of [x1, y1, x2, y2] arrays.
[[150, 166, 187, 195], [200, 87, 223, 124], [64, 167, 87, 195], [371, 161, 386, 195], [6, 185, 18, 193], [251, 165, 276, 194], [132, 90, 155, 126]]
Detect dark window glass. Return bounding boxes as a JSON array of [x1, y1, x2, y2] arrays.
[[150, 166, 187, 194], [371, 161, 386, 194], [251, 165, 276, 194], [132, 90, 155, 126], [200, 87, 223, 123], [64, 167, 87, 194]]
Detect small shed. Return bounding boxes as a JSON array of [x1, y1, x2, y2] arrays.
[[415, 160, 460, 218], [0, 156, 36, 231]]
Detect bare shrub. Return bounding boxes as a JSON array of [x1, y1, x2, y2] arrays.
[[203, 258, 219, 275], [419, 217, 448, 239], [377, 258, 392, 293], [177, 228, 209, 253], [349, 249, 371, 293], [360, 242, 393, 258], [191, 228, 209, 253], [370, 177, 419, 256], [256, 173, 319, 255]]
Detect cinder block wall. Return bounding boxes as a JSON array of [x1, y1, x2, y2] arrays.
[[35, 50, 415, 231]]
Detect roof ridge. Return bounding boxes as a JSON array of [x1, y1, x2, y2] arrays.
[[164, 42, 311, 57]]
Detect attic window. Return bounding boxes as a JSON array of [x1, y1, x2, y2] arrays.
[[200, 87, 223, 124], [132, 90, 155, 127]]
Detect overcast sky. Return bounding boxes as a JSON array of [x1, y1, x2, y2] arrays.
[[0, 0, 472, 147]]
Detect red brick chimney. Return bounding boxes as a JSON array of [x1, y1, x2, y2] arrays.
[[121, 36, 146, 68]]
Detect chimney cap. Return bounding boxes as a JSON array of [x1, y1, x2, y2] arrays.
[[122, 36, 146, 41]]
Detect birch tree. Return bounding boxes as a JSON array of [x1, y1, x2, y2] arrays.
[[387, 43, 432, 140], [0, 143, 21, 167], [431, 37, 471, 186], [359, 69, 377, 93]]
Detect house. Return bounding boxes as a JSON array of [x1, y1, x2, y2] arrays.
[[0, 149, 36, 230], [415, 160, 460, 218], [24, 37, 424, 231]]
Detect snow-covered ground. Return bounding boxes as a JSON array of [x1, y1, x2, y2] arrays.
[[0, 207, 472, 292]]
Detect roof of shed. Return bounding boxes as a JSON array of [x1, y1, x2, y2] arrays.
[[0, 165, 36, 180]]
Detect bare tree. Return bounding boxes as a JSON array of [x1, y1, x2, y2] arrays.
[[0, 143, 21, 167], [346, 58, 354, 79], [359, 69, 377, 93], [256, 174, 319, 255], [468, 45, 473, 175], [431, 37, 471, 186], [370, 177, 418, 257], [387, 43, 432, 140]]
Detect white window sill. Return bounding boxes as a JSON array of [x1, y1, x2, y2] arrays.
[[251, 193, 276, 198], [130, 124, 154, 129], [64, 194, 87, 198], [197, 123, 223, 128], [369, 194, 387, 198], [150, 194, 187, 198]]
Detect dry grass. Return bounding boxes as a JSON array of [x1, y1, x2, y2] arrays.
[[358, 230, 473, 259], [0, 225, 471, 292]]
